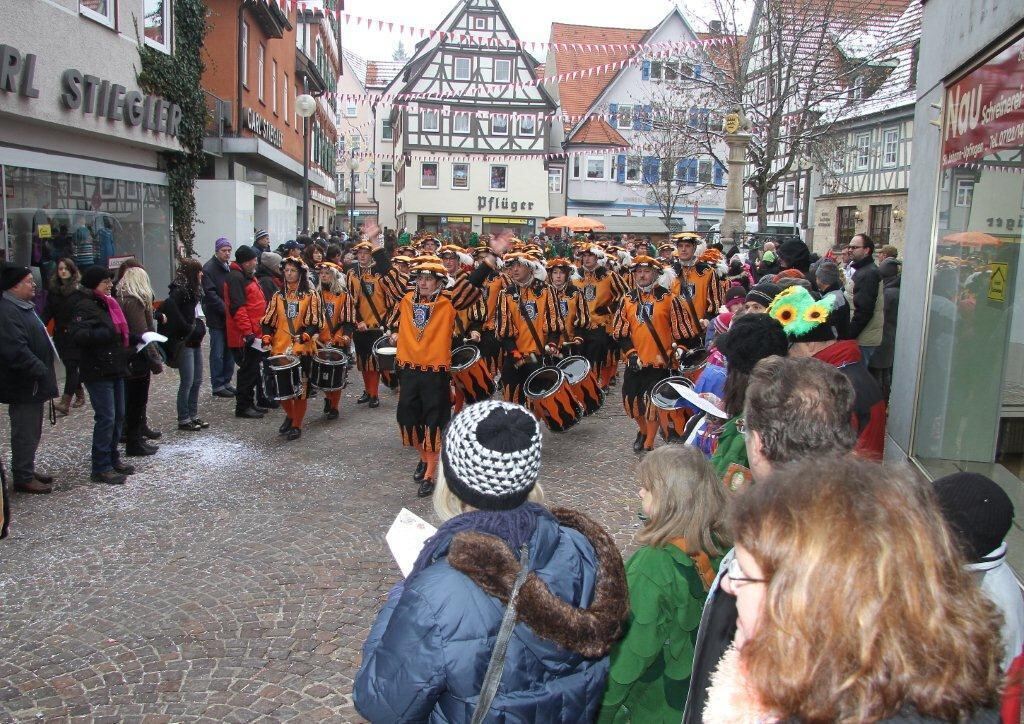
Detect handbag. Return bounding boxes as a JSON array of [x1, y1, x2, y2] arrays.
[[471, 544, 531, 724]]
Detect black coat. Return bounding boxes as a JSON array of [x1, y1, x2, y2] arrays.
[[0, 293, 59, 404], [42, 284, 89, 362], [254, 267, 281, 304], [159, 282, 205, 347], [70, 293, 130, 383], [849, 256, 882, 339], [201, 256, 231, 329]]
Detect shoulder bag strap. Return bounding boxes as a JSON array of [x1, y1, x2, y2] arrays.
[[636, 292, 674, 367], [471, 545, 530, 724]]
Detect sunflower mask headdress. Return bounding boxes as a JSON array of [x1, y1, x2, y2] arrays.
[[767, 286, 836, 340]]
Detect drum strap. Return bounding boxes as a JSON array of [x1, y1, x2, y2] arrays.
[[517, 295, 546, 356], [323, 297, 339, 337], [359, 275, 385, 329], [638, 295, 674, 368]]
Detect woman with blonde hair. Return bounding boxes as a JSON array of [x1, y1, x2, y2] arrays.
[[117, 264, 164, 456], [599, 445, 730, 723], [706, 455, 1003, 723]]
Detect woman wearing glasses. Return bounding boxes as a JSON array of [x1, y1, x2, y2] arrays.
[[703, 456, 1003, 723]]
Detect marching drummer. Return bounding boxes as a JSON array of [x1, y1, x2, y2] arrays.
[[671, 232, 722, 340], [439, 245, 487, 349], [260, 258, 324, 441], [576, 243, 628, 391], [344, 223, 396, 409], [317, 262, 350, 421], [611, 255, 699, 454], [493, 252, 564, 406], [385, 257, 491, 498], [546, 257, 590, 354], [473, 243, 511, 376]]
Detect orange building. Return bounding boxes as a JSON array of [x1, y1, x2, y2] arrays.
[[197, 0, 340, 256]]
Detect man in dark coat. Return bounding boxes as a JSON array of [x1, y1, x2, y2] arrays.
[[847, 233, 884, 364], [0, 265, 58, 495], [869, 257, 901, 398], [202, 237, 236, 398]]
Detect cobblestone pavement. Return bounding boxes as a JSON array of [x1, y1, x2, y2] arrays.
[[0, 356, 645, 723]]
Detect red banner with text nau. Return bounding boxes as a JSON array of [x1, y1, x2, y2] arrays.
[[941, 32, 1024, 169]]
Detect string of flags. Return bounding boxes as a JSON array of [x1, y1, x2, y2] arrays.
[[347, 146, 676, 164]]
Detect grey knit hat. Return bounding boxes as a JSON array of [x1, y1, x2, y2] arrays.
[[441, 401, 543, 511]]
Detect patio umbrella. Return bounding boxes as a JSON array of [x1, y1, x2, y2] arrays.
[[942, 231, 1002, 247], [542, 216, 607, 232]]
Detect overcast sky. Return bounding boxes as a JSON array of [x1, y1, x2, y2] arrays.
[[342, 0, 703, 61]]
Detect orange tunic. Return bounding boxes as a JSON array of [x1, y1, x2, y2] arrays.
[[576, 267, 628, 330], [346, 263, 394, 329], [495, 281, 564, 358], [482, 273, 510, 331], [319, 290, 349, 346], [612, 287, 696, 367], [551, 283, 591, 342], [261, 286, 323, 356], [671, 261, 722, 326]]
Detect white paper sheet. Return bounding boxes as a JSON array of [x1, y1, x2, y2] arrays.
[[386, 508, 437, 577], [249, 336, 266, 352], [135, 331, 168, 353], [667, 382, 729, 419]]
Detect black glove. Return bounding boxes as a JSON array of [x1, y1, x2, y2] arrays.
[[594, 305, 610, 316], [627, 353, 641, 371], [244, 334, 256, 346]]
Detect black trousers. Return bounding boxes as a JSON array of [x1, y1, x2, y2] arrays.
[[231, 346, 261, 411], [396, 368, 451, 452], [8, 402, 43, 484], [124, 374, 151, 445]]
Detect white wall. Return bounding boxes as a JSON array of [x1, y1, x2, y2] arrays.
[[194, 181, 256, 261], [267, 189, 299, 245]]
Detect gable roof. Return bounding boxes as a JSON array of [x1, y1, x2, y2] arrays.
[[566, 117, 629, 146]]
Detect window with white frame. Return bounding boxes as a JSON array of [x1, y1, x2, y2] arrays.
[[80, 0, 115, 28], [380, 165, 394, 185], [626, 156, 641, 183], [649, 61, 663, 80], [849, 75, 864, 101], [421, 162, 439, 188], [490, 165, 508, 191], [616, 105, 633, 129], [473, 16, 487, 30], [571, 156, 581, 179], [755, 76, 767, 104], [784, 182, 796, 209], [454, 57, 472, 81], [422, 109, 440, 132], [241, 22, 249, 87], [518, 115, 536, 136], [271, 61, 278, 113], [257, 45, 265, 101], [955, 179, 974, 207], [143, 0, 171, 52], [882, 127, 899, 167], [345, 101, 358, 118], [494, 59, 511, 83], [698, 159, 713, 184], [854, 132, 871, 171], [767, 189, 778, 212], [283, 74, 289, 124], [382, 118, 393, 141], [491, 114, 508, 135], [548, 168, 563, 194], [586, 157, 607, 180], [453, 113, 470, 134], [452, 163, 470, 189]]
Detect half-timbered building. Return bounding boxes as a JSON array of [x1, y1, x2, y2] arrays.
[[375, 0, 556, 237]]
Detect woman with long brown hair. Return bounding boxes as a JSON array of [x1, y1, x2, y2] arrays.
[[43, 257, 88, 415], [705, 455, 1003, 723], [160, 258, 209, 432]]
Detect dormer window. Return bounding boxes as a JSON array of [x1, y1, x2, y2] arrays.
[[848, 75, 864, 101]]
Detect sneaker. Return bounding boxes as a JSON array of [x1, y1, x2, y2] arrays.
[[14, 479, 51, 494], [112, 461, 136, 475], [191, 418, 210, 429], [90, 470, 127, 485], [178, 420, 203, 431]]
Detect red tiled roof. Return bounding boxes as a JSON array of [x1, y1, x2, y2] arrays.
[[548, 22, 648, 119], [567, 117, 629, 147]]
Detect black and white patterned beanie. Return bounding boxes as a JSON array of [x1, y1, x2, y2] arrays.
[[441, 400, 543, 511]]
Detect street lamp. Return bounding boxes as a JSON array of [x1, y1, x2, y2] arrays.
[[295, 93, 317, 233], [348, 155, 359, 236]]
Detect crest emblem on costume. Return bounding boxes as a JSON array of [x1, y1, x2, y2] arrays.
[[559, 300, 569, 317], [522, 301, 538, 321], [686, 283, 696, 298], [364, 281, 375, 296], [324, 302, 335, 319], [637, 302, 654, 323], [286, 300, 299, 319], [584, 285, 597, 301], [413, 303, 431, 330]]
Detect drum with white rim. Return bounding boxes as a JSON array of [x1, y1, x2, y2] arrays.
[[310, 347, 349, 392], [524, 366, 584, 433], [372, 335, 397, 373], [261, 354, 302, 401]]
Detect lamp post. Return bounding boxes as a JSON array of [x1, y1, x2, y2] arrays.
[[295, 93, 317, 233], [348, 156, 359, 236]]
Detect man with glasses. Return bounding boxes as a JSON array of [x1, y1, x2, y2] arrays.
[[846, 233, 884, 365], [0, 265, 58, 496], [681, 356, 858, 722]]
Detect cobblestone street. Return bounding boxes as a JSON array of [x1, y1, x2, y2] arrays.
[[0, 363, 643, 722]]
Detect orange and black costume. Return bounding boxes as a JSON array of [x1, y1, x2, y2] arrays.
[[494, 279, 564, 405], [612, 282, 698, 451], [477, 267, 511, 375], [344, 247, 399, 402], [671, 260, 722, 339], [550, 278, 591, 354], [576, 264, 628, 388], [318, 277, 350, 418]]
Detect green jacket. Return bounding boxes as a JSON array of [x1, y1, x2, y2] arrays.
[[598, 544, 720, 723], [710, 415, 747, 478]]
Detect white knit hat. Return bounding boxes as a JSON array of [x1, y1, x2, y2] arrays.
[[441, 401, 543, 511]]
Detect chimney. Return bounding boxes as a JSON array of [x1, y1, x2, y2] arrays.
[[709, 20, 723, 34]]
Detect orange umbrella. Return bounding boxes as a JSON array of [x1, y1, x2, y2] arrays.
[[543, 216, 607, 232], [942, 231, 1002, 247]]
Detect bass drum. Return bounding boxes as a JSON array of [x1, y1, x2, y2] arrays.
[[310, 347, 349, 392], [557, 355, 604, 416], [524, 366, 584, 433], [648, 375, 694, 442], [261, 354, 302, 401], [372, 335, 397, 373], [451, 345, 495, 405]]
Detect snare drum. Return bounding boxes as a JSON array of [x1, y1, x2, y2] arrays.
[[451, 345, 496, 404], [524, 366, 584, 433], [556, 355, 604, 416], [372, 335, 397, 373], [679, 346, 710, 384], [261, 354, 302, 401], [649, 375, 694, 442], [310, 347, 349, 392]]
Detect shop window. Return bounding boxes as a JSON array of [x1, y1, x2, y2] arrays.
[[548, 168, 562, 194], [454, 57, 472, 81], [452, 163, 469, 189], [422, 109, 439, 132], [518, 116, 536, 137], [494, 59, 511, 83], [80, 0, 115, 28], [491, 114, 508, 135], [490, 165, 507, 191], [883, 127, 899, 167], [421, 162, 438, 189], [382, 118, 393, 141], [143, 0, 171, 52], [869, 205, 891, 246], [836, 206, 858, 248]]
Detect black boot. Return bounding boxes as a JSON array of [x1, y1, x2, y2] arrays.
[[356, 391, 372, 404], [286, 427, 302, 442], [417, 478, 435, 498], [279, 418, 293, 435], [126, 440, 159, 457], [323, 398, 331, 414], [142, 424, 162, 440], [413, 460, 427, 482], [632, 430, 645, 454], [368, 397, 380, 409], [325, 408, 339, 420]]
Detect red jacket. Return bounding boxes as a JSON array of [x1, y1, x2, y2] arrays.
[[223, 263, 266, 348], [815, 340, 887, 459]]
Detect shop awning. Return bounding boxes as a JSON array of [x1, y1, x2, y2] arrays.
[[588, 216, 671, 235]]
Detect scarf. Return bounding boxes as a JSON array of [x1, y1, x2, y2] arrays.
[[96, 291, 129, 347], [410, 502, 549, 579], [703, 643, 777, 723]]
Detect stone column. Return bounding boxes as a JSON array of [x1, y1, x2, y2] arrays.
[[720, 131, 752, 245]]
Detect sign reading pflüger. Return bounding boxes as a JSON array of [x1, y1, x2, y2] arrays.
[[941, 33, 1024, 168], [245, 108, 283, 148]]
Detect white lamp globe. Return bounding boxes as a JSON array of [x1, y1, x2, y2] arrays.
[[295, 94, 316, 118]]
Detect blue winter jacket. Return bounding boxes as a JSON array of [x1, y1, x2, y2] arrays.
[[354, 509, 627, 723]]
